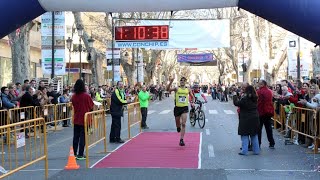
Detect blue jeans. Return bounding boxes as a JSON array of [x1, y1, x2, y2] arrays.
[[241, 134, 260, 155], [211, 92, 216, 100]]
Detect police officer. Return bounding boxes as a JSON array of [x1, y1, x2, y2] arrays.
[[109, 81, 127, 143]]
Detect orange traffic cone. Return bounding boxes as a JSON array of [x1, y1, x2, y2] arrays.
[[65, 146, 80, 170]]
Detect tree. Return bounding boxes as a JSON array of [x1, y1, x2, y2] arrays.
[[158, 50, 178, 84], [73, 12, 101, 85], [8, 22, 36, 83], [143, 49, 162, 84], [203, 66, 219, 84], [175, 65, 191, 83]]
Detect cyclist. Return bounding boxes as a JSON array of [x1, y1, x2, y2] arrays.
[[189, 83, 207, 117], [166, 76, 195, 146]]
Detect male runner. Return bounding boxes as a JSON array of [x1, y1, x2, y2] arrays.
[[166, 77, 195, 146]]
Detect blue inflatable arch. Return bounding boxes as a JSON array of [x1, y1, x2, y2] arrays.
[[0, 0, 319, 45]]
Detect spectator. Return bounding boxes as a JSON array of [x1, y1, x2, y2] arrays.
[[257, 80, 275, 149], [138, 85, 151, 129], [233, 85, 260, 155], [109, 81, 127, 143], [71, 79, 94, 160], [0, 87, 15, 109], [20, 85, 37, 138], [47, 83, 61, 104], [15, 82, 22, 96], [59, 89, 71, 127]]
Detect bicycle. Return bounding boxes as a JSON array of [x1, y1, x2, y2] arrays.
[[189, 100, 206, 128]]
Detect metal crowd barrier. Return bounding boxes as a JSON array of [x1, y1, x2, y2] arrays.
[[8, 106, 35, 124], [102, 98, 111, 112], [8, 106, 35, 143], [55, 103, 73, 130], [273, 104, 285, 131], [272, 103, 320, 153], [289, 107, 319, 153], [93, 102, 104, 111], [34, 104, 56, 128], [279, 105, 286, 131], [127, 102, 142, 139], [0, 109, 8, 127], [273, 102, 280, 129], [0, 118, 48, 179], [84, 110, 108, 168]]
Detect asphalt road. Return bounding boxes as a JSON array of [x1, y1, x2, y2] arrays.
[[2, 94, 319, 180]]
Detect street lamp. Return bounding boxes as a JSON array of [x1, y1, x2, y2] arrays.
[[231, 46, 237, 82], [135, 49, 141, 85], [88, 37, 94, 48], [241, 32, 248, 82], [135, 59, 140, 85], [77, 25, 84, 80], [87, 36, 95, 61], [110, 13, 127, 86], [66, 37, 73, 86]]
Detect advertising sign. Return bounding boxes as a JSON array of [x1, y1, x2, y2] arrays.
[[41, 12, 66, 75], [115, 19, 230, 49], [177, 53, 213, 63]]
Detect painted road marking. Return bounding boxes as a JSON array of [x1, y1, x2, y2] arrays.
[[159, 110, 171, 114], [224, 110, 235, 114], [209, 110, 218, 114], [205, 119, 208, 123], [208, 144, 215, 157], [148, 110, 156, 115], [198, 132, 202, 169], [205, 129, 210, 135]]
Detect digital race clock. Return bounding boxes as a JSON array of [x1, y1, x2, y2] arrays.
[[115, 25, 169, 41]]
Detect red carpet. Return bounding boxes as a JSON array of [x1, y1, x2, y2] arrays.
[[93, 132, 201, 169]]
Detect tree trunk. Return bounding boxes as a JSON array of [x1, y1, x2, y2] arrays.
[[96, 53, 104, 85], [8, 23, 34, 83], [144, 50, 161, 85], [73, 12, 99, 85], [271, 48, 287, 84], [120, 49, 135, 85]]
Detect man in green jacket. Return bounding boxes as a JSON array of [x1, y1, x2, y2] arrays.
[[138, 85, 151, 129]]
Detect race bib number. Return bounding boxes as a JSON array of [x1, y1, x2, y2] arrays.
[[179, 96, 187, 103]]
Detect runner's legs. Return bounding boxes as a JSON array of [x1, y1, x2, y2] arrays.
[[180, 112, 188, 139]]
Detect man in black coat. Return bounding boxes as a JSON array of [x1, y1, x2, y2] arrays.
[[19, 85, 38, 138], [109, 81, 127, 143]]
